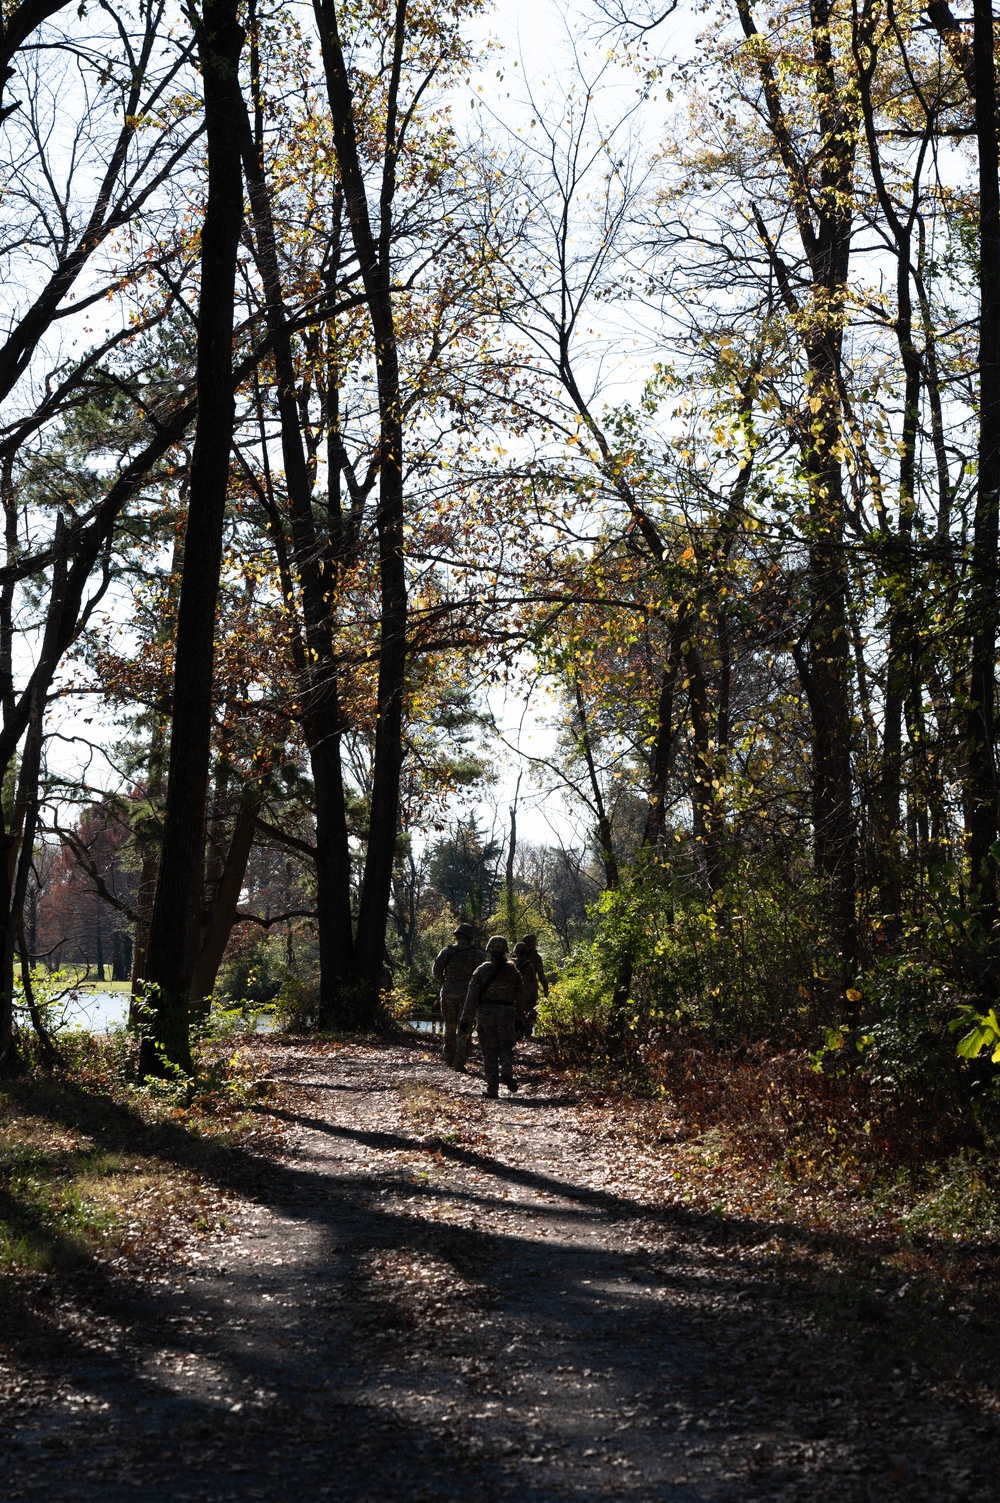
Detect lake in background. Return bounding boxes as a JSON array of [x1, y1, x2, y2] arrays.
[[18, 990, 275, 1034], [17, 989, 443, 1036], [44, 989, 130, 1032]]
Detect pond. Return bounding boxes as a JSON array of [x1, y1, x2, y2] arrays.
[[17, 989, 278, 1035], [17, 988, 445, 1038], [48, 988, 130, 1032]]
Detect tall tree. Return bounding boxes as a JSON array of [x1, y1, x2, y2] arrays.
[[140, 0, 245, 1075], [312, 0, 410, 1017], [963, 0, 1000, 950], [731, 0, 860, 988]]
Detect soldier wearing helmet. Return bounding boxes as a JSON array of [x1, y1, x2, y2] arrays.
[[512, 941, 541, 1037], [432, 922, 487, 1068], [458, 935, 526, 1098], [520, 934, 549, 1001]]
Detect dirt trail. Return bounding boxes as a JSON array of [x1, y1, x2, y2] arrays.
[[5, 1039, 1000, 1501]]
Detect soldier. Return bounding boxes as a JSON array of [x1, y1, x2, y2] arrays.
[[512, 941, 540, 1037], [458, 935, 526, 1098], [432, 922, 487, 1068], [520, 933, 549, 1025]]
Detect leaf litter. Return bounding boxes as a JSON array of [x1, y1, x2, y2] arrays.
[[2, 1035, 1000, 1500]]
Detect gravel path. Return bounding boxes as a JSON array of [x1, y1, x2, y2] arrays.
[[5, 1038, 1000, 1500]]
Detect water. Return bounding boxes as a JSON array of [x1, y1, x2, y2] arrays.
[[19, 989, 277, 1035], [20, 989, 443, 1036], [51, 988, 130, 1032]]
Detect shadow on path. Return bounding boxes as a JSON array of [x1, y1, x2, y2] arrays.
[[3, 1045, 1000, 1502]]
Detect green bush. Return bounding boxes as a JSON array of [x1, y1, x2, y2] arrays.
[[536, 952, 611, 1037], [272, 976, 318, 1032], [538, 860, 830, 1043], [855, 955, 958, 1090], [216, 935, 285, 1005]]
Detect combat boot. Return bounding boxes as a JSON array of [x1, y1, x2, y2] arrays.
[[453, 1030, 471, 1073], [484, 1080, 499, 1098]]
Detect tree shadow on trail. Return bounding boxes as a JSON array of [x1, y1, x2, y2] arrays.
[[5, 1058, 1000, 1503]]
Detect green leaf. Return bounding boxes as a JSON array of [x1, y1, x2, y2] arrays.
[[957, 1025, 992, 1060]]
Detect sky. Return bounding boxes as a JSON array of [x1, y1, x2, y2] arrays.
[[35, 0, 706, 855], [458, 0, 683, 852]]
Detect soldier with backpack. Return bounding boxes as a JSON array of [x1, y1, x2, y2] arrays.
[[512, 942, 539, 1036], [457, 935, 526, 1097], [432, 923, 487, 1068]]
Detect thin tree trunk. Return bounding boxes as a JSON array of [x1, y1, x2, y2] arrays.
[[572, 678, 619, 891], [19, 934, 62, 1070], [0, 514, 69, 1075], [139, 0, 245, 1076], [506, 800, 517, 938], [687, 645, 724, 892], [130, 715, 166, 993], [642, 616, 685, 854]]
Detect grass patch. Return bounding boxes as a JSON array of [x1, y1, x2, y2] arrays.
[[0, 1032, 284, 1301]]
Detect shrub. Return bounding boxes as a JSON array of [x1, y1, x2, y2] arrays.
[[538, 859, 831, 1049], [216, 934, 285, 1004], [271, 976, 318, 1032], [536, 952, 610, 1033]]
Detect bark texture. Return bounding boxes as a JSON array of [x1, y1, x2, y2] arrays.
[[140, 0, 245, 1075], [964, 0, 1000, 941]]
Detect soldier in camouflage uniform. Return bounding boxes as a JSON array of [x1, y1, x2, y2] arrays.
[[521, 934, 549, 1004], [458, 935, 526, 1098], [512, 941, 540, 1036], [432, 922, 486, 1068]]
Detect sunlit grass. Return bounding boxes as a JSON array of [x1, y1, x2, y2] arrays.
[[0, 1032, 283, 1286]]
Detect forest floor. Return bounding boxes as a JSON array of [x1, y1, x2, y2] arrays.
[[3, 1034, 1000, 1501]]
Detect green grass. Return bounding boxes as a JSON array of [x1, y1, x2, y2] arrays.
[[67, 973, 132, 993], [1, 1136, 134, 1272], [0, 1033, 285, 1294]]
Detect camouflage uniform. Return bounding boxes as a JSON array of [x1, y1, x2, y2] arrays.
[[512, 942, 539, 1036], [459, 937, 526, 1097], [432, 925, 486, 1067], [519, 934, 549, 1037]]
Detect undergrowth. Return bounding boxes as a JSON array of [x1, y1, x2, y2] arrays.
[[0, 1029, 284, 1302], [543, 1016, 1000, 1251]]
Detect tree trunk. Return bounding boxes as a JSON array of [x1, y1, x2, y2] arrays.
[[238, 90, 356, 1021], [505, 801, 517, 937], [314, 0, 408, 1026], [641, 652, 682, 853], [572, 678, 619, 891], [113, 930, 131, 983], [964, 0, 1000, 948], [853, 15, 923, 928], [738, 0, 859, 987], [139, 0, 245, 1076], [687, 644, 724, 892], [189, 784, 260, 1007]]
